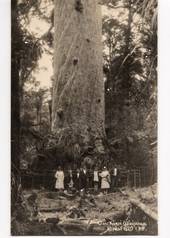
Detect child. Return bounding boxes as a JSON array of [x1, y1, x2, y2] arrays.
[[93, 166, 99, 193]]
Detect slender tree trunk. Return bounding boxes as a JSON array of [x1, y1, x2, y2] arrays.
[[11, 0, 20, 170], [11, 0, 22, 219], [124, 0, 133, 56], [48, 99, 52, 129], [121, 0, 133, 94], [52, 0, 105, 158]]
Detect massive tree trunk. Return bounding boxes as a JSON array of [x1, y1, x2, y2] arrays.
[[52, 0, 105, 159]]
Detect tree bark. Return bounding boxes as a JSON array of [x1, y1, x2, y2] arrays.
[[52, 0, 105, 157], [11, 0, 20, 169], [11, 0, 23, 221]]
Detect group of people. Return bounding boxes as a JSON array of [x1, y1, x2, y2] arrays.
[[54, 165, 118, 194]]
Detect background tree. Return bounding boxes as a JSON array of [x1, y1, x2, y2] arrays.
[[102, 0, 157, 172], [11, 0, 48, 217]]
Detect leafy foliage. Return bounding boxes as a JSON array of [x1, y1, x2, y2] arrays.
[[103, 0, 157, 167]]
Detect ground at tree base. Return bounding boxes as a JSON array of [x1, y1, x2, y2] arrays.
[[11, 184, 157, 236]]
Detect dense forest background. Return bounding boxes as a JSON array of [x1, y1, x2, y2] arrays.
[[11, 0, 157, 182]]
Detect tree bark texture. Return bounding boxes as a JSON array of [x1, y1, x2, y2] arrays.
[[52, 0, 105, 155], [11, 0, 20, 170], [11, 0, 23, 221]]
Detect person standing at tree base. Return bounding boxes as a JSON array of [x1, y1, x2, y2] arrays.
[[93, 166, 99, 193], [64, 167, 74, 192], [100, 166, 110, 194], [54, 166, 64, 191], [111, 165, 118, 192]]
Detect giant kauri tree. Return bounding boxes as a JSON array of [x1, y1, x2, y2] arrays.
[[52, 0, 105, 161]]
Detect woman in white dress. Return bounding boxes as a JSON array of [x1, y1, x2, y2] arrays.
[[99, 166, 110, 194], [54, 166, 64, 190]]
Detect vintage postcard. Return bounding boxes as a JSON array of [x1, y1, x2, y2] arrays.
[[11, 0, 157, 235]]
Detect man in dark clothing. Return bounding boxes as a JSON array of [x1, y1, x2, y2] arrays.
[[111, 165, 118, 192], [64, 168, 73, 191], [73, 168, 81, 191], [73, 167, 87, 191], [86, 168, 93, 190], [79, 167, 87, 190]]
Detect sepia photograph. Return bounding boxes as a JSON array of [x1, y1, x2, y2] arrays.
[[11, 0, 157, 235]]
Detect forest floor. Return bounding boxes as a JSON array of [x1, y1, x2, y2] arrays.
[[12, 184, 157, 235]]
